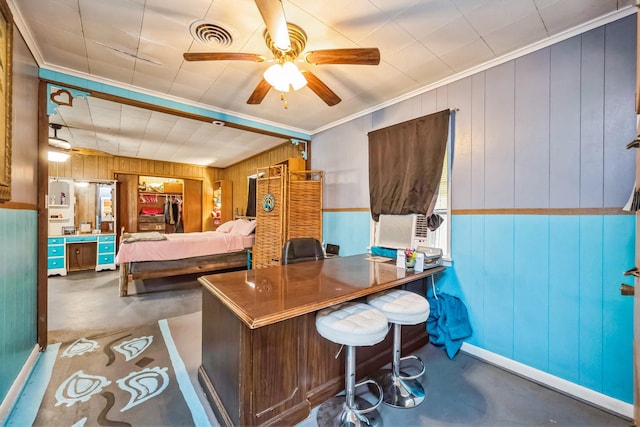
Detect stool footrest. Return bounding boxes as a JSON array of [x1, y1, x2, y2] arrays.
[[398, 355, 425, 381], [351, 379, 384, 415]]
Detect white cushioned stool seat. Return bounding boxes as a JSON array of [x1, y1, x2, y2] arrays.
[[367, 289, 430, 325], [316, 302, 388, 347]]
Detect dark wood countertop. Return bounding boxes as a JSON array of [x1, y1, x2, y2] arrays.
[[198, 254, 444, 329]]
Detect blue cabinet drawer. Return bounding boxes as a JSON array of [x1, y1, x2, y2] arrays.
[[48, 245, 64, 257], [66, 235, 97, 243], [98, 243, 114, 254], [48, 257, 65, 269], [99, 235, 115, 243], [48, 237, 64, 245], [97, 254, 114, 265]]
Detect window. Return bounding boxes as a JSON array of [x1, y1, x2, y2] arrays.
[[369, 123, 452, 261], [427, 143, 450, 260]]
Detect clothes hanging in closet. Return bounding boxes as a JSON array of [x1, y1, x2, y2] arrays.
[[164, 196, 183, 233]]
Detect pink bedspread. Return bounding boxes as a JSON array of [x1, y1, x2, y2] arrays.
[[115, 231, 250, 264]]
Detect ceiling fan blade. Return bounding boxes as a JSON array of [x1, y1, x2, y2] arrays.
[[304, 48, 381, 65], [255, 0, 291, 51], [247, 78, 272, 104], [301, 70, 341, 106], [183, 52, 265, 62]]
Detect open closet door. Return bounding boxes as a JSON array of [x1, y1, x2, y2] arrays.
[[183, 178, 202, 232]]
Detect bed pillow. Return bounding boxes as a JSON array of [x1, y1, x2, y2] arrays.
[[216, 220, 235, 233], [232, 219, 257, 236]]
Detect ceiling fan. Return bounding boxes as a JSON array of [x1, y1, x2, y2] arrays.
[[48, 123, 113, 160], [183, 0, 380, 107]]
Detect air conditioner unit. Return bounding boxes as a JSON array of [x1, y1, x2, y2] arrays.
[[375, 214, 430, 250]]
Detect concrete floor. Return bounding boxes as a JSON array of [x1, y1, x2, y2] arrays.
[[47, 269, 632, 427]]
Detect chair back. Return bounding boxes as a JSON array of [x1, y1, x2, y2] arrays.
[[282, 238, 324, 265]]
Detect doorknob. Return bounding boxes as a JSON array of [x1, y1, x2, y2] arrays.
[[620, 284, 635, 296], [623, 266, 640, 277]]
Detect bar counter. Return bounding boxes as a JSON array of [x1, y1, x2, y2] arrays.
[[198, 254, 444, 426]]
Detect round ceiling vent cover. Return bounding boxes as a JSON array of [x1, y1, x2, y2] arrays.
[[189, 20, 234, 47]]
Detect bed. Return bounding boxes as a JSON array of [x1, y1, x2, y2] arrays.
[[116, 218, 256, 296]]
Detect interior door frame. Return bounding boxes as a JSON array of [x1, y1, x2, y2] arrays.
[[36, 80, 49, 349]]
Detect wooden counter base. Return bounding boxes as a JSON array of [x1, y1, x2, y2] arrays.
[[200, 275, 433, 426]]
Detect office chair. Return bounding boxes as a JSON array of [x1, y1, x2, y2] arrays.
[[282, 237, 324, 265]]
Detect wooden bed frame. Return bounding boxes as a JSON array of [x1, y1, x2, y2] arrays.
[[117, 227, 251, 296]]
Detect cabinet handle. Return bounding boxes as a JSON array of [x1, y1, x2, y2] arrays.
[[620, 284, 635, 296], [623, 266, 640, 277]]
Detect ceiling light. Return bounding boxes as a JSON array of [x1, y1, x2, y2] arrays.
[[282, 61, 306, 91], [48, 123, 71, 161], [49, 136, 71, 150], [263, 61, 307, 92], [48, 148, 70, 162]]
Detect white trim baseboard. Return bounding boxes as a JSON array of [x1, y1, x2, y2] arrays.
[[461, 343, 633, 420], [0, 345, 41, 424]]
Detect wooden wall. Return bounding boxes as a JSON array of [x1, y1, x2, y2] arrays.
[[49, 154, 224, 231], [49, 141, 306, 230], [222, 142, 305, 217]]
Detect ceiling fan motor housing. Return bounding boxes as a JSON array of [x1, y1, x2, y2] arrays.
[[265, 23, 307, 62]]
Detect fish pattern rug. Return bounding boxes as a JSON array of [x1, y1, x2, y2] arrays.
[[30, 320, 208, 426]]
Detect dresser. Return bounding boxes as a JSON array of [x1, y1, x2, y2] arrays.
[[47, 234, 116, 276]]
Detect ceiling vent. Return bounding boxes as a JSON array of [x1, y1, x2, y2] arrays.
[[190, 20, 234, 47]]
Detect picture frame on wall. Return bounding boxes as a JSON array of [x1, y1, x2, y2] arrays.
[[0, 0, 12, 203]]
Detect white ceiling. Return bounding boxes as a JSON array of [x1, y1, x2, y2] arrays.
[[9, 0, 635, 167]]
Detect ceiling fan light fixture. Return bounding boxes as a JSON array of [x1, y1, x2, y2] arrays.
[[263, 61, 307, 93], [48, 148, 70, 162], [263, 63, 289, 92], [282, 61, 307, 91], [49, 136, 71, 150]]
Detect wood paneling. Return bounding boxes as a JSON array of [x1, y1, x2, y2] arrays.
[[74, 184, 96, 227], [222, 142, 303, 218], [49, 154, 211, 181], [47, 145, 302, 233], [580, 27, 606, 208], [514, 48, 550, 208], [603, 16, 636, 207], [485, 61, 515, 209], [183, 179, 202, 233], [115, 173, 137, 234], [550, 36, 581, 208]]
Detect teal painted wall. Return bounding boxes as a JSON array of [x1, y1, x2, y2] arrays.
[[322, 211, 370, 256], [0, 210, 38, 401], [438, 214, 635, 403]]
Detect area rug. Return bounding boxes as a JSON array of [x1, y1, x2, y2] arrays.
[[14, 320, 209, 427]]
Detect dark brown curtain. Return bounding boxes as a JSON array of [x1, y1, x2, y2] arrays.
[[368, 109, 450, 221]]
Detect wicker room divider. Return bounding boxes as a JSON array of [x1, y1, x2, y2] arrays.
[[287, 170, 323, 242], [253, 165, 286, 269], [252, 166, 323, 269]]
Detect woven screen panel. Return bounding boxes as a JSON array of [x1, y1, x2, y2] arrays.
[[253, 166, 285, 269], [287, 171, 322, 242]]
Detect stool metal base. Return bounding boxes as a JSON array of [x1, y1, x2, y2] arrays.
[[371, 368, 425, 409], [317, 396, 383, 427]]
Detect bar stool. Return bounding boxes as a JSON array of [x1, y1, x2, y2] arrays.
[[315, 302, 388, 427], [366, 289, 430, 408]]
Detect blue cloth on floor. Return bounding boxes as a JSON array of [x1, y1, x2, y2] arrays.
[[426, 292, 472, 359]]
